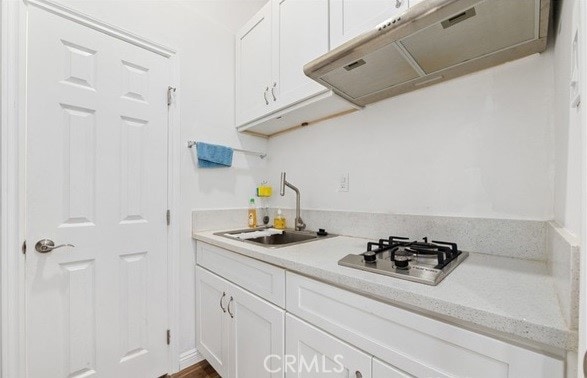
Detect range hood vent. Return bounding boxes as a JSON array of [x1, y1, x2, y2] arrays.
[[304, 0, 551, 107]]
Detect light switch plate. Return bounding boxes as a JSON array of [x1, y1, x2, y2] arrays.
[[338, 173, 349, 192]]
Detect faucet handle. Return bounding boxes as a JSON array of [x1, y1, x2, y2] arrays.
[[296, 217, 306, 231]]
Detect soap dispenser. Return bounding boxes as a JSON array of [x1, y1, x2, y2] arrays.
[[273, 209, 286, 230], [248, 198, 257, 228]]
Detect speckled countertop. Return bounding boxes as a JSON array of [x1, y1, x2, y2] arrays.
[[193, 230, 576, 351]]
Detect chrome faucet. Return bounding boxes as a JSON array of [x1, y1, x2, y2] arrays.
[[280, 172, 306, 231]]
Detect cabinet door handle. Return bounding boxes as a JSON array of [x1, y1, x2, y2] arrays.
[[263, 87, 269, 105], [395, 0, 402, 8], [219, 292, 227, 313], [355, 371, 362, 378], [271, 82, 277, 101], [227, 296, 234, 318]]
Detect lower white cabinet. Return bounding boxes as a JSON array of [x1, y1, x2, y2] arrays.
[[196, 266, 285, 378], [196, 265, 230, 376], [195, 243, 566, 378], [285, 314, 371, 377], [285, 272, 565, 378], [285, 314, 415, 378]]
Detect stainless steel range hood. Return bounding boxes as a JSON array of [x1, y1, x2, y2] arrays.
[[304, 0, 551, 107]]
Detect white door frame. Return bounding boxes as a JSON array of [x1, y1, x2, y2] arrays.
[[0, 0, 182, 376], [580, 0, 587, 375]]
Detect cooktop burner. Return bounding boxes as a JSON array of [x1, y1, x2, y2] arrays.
[[338, 236, 469, 286]]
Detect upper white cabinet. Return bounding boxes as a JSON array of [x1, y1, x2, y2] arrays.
[[271, 0, 329, 109], [330, 0, 410, 49], [235, 2, 274, 126], [236, 0, 357, 136]]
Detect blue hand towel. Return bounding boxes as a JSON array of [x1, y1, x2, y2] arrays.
[[195, 142, 233, 168]]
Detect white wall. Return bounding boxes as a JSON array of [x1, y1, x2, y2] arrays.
[[46, 0, 266, 369], [552, 0, 582, 238], [268, 53, 555, 221]]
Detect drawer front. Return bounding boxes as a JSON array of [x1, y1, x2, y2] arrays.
[[373, 358, 413, 378], [286, 272, 564, 378], [197, 242, 286, 307]]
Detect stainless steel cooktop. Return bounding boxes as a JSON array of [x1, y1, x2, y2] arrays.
[[338, 236, 469, 286]]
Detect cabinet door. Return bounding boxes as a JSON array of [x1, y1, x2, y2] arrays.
[[236, 2, 274, 126], [196, 267, 230, 377], [330, 0, 409, 48], [285, 315, 371, 378], [272, 0, 329, 108], [229, 282, 285, 378], [373, 358, 413, 378]]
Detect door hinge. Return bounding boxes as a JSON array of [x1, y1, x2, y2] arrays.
[[166, 209, 171, 226], [22, 240, 26, 255], [166, 329, 171, 345], [167, 86, 176, 106]]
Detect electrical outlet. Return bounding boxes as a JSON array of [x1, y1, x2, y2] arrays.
[[338, 173, 349, 192]]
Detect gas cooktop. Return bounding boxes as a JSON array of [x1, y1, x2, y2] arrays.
[[338, 236, 469, 286]]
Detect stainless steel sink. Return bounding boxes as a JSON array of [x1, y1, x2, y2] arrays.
[[215, 227, 336, 248]]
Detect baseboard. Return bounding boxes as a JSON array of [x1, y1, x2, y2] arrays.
[[179, 348, 204, 370]]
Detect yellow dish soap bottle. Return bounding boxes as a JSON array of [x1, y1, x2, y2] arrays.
[[273, 209, 286, 229], [248, 198, 257, 228]]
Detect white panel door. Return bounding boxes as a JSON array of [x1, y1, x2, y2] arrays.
[[285, 315, 371, 378], [229, 282, 284, 378], [196, 267, 231, 377], [26, 6, 170, 378], [272, 0, 329, 108], [235, 2, 274, 126], [330, 0, 409, 48]]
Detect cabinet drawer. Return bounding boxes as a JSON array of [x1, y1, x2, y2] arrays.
[[197, 242, 286, 307], [286, 272, 564, 378], [373, 358, 413, 378]]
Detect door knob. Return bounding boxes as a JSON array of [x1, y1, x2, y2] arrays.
[[35, 239, 75, 253]]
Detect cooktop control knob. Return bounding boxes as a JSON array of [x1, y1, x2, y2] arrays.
[[363, 251, 377, 263], [394, 255, 410, 270]]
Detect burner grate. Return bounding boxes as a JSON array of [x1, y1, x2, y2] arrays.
[[363, 237, 462, 270]]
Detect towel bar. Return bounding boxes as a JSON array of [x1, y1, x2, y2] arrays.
[[187, 141, 267, 159]]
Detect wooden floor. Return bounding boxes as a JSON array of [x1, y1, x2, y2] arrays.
[[171, 360, 221, 378]]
